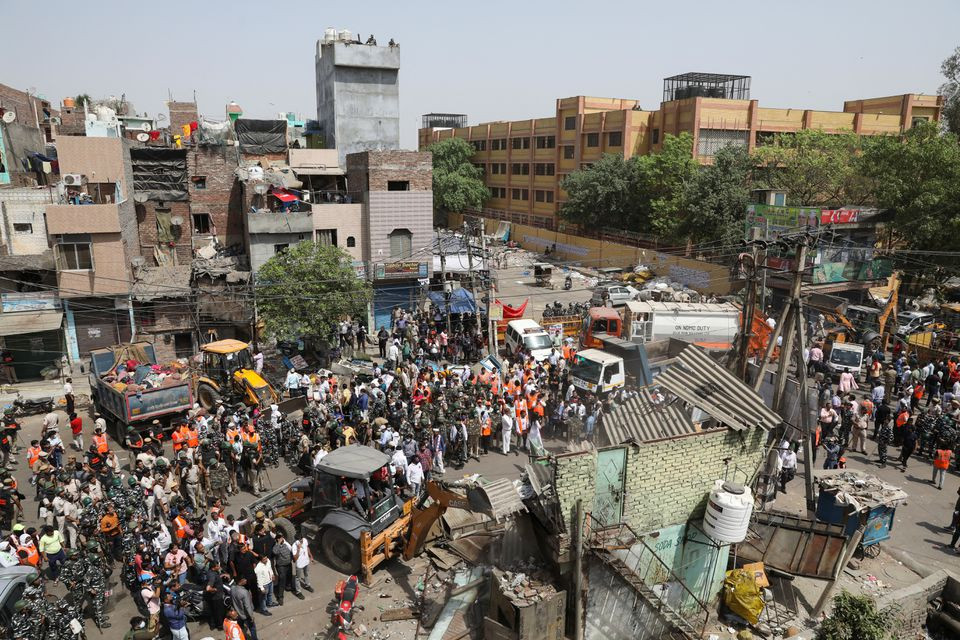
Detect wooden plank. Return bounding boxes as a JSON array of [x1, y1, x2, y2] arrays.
[[484, 616, 518, 640], [381, 607, 420, 622]]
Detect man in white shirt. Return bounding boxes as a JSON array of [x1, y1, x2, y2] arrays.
[[254, 555, 277, 612], [291, 536, 314, 592], [391, 447, 408, 476], [778, 445, 798, 494], [312, 446, 328, 468], [253, 350, 264, 374], [387, 341, 400, 368], [43, 411, 59, 432], [501, 410, 514, 455], [406, 459, 424, 495]]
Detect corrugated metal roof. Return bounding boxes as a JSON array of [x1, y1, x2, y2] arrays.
[[478, 478, 527, 521], [656, 345, 781, 432], [601, 389, 717, 445]]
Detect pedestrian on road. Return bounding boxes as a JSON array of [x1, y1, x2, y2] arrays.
[[63, 378, 74, 416], [899, 419, 918, 470], [945, 488, 960, 551], [933, 443, 954, 490], [779, 444, 797, 493], [851, 408, 868, 454], [823, 437, 841, 470]]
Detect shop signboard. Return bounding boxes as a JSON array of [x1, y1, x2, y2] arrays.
[[1, 292, 60, 312], [746, 204, 820, 239], [375, 262, 429, 281], [820, 209, 861, 225]]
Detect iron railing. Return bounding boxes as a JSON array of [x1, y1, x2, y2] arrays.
[[583, 513, 711, 636]]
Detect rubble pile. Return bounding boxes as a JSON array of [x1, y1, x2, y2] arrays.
[[818, 470, 909, 510], [494, 568, 560, 607]]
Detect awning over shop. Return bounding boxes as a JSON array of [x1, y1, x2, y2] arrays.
[[271, 188, 299, 203], [427, 288, 477, 314], [0, 310, 63, 337]]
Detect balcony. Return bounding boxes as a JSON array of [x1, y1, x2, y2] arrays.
[[246, 208, 313, 234]]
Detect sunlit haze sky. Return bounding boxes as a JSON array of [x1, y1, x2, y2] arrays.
[[5, 0, 959, 148]]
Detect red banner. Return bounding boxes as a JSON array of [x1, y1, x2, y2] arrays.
[[820, 209, 860, 225], [497, 298, 528, 319]]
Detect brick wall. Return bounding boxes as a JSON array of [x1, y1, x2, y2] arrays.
[[168, 101, 198, 140], [0, 83, 45, 128], [346, 150, 432, 192], [188, 146, 243, 246], [552, 427, 766, 535], [135, 201, 193, 264], [57, 105, 86, 136]]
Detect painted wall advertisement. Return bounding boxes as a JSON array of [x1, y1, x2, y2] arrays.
[[0, 126, 9, 185], [746, 204, 820, 238]]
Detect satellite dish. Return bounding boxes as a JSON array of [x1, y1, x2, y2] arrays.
[[136, 132, 150, 142], [50, 116, 61, 125], [140, 122, 152, 132], [1, 111, 16, 124]]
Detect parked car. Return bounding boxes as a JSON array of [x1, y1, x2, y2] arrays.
[[896, 311, 937, 336], [0, 566, 38, 631], [590, 284, 640, 307]]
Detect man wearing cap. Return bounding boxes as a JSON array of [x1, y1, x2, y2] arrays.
[[208, 457, 230, 506], [271, 531, 304, 604]]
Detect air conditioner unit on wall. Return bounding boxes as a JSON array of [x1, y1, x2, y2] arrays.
[[62, 174, 84, 186]]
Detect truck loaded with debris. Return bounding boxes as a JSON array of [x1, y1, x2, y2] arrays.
[[88, 342, 193, 440]]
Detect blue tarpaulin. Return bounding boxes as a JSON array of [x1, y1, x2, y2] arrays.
[[427, 288, 477, 314]]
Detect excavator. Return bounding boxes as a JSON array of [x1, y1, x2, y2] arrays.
[[194, 339, 282, 410], [243, 444, 510, 584], [819, 272, 900, 353]]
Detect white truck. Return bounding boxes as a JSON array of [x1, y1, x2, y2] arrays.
[[570, 349, 626, 395], [620, 301, 740, 350], [824, 342, 865, 382]]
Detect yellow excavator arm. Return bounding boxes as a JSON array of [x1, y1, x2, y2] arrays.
[[402, 482, 486, 561]]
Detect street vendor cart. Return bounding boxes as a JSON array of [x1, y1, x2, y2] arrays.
[[815, 470, 907, 558], [533, 263, 553, 288]]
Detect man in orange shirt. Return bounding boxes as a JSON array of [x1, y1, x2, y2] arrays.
[[99, 502, 123, 560]]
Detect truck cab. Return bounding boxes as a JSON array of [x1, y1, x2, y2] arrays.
[[825, 342, 865, 382], [581, 307, 622, 349], [504, 319, 553, 361], [570, 349, 625, 395]]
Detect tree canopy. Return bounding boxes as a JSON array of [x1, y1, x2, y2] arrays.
[[682, 144, 754, 247], [256, 241, 370, 341], [430, 138, 489, 213], [558, 133, 696, 243], [941, 45, 960, 135]]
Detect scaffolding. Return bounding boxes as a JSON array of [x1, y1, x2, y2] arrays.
[[421, 113, 468, 129], [663, 73, 751, 102]]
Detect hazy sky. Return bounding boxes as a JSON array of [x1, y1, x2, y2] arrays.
[[4, 0, 958, 148]]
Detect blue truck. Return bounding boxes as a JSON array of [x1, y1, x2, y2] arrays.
[[88, 342, 194, 441]]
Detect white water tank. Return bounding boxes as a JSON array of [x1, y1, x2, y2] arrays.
[[324, 27, 337, 44], [702, 480, 753, 544], [338, 29, 352, 43]]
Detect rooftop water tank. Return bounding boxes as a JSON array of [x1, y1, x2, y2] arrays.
[[702, 480, 753, 544], [324, 27, 337, 44], [338, 29, 352, 43]]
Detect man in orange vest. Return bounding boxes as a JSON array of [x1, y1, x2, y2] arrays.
[[92, 427, 109, 454], [171, 425, 186, 453], [224, 608, 247, 640], [933, 443, 954, 490], [186, 423, 200, 449], [25, 439, 41, 468]]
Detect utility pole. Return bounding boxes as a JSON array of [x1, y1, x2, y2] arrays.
[[464, 219, 475, 300], [438, 230, 451, 335], [479, 225, 496, 356], [735, 243, 761, 381], [792, 297, 816, 515], [772, 240, 808, 414]]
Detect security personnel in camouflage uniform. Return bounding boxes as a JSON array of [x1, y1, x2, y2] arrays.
[[81, 543, 111, 628], [207, 457, 230, 506]]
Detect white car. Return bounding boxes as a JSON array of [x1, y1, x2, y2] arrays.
[[896, 311, 936, 336], [590, 284, 640, 307]]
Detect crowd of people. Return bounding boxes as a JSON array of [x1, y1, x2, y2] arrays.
[[0, 303, 635, 640]]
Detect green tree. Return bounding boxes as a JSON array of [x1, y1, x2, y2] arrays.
[[74, 94, 91, 108], [559, 153, 642, 229], [641, 133, 697, 242], [256, 242, 371, 341], [940, 45, 960, 135], [860, 121, 960, 256], [753, 129, 871, 207], [682, 144, 755, 246], [430, 138, 489, 214], [816, 591, 898, 640]]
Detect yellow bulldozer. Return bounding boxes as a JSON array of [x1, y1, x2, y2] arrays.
[[194, 339, 280, 410]]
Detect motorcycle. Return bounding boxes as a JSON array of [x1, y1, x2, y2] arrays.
[[332, 575, 361, 639], [9, 392, 54, 416], [564, 274, 572, 290]]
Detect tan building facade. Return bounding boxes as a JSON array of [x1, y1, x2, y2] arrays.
[[419, 76, 943, 229]]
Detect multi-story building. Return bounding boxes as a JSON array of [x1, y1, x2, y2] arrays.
[[315, 32, 401, 167], [418, 72, 943, 229]]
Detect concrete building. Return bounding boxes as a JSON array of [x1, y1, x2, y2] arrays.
[[47, 136, 139, 357], [315, 35, 400, 167], [346, 150, 433, 331], [419, 72, 944, 230]]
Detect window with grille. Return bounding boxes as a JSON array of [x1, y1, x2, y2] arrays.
[[535, 190, 555, 203], [316, 229, 339, 246], [511, 163, 530, 176], [192, 213, 211, 234], [511, 188, 529, 201], [608, 131, 623, 146], [564, 116, 576, 130], [536, 136, 556, 149], [535, 163, 555, 176], [472, 140, 487, 151], [55, 234, 93, 270], [563, 146, 575, 159], [586, 133, 599, 147], [511, 137, 531, 150], [697, 129, 749, 156]]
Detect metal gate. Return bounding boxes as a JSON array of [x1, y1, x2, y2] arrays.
[[593, 447, 626, 526]]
